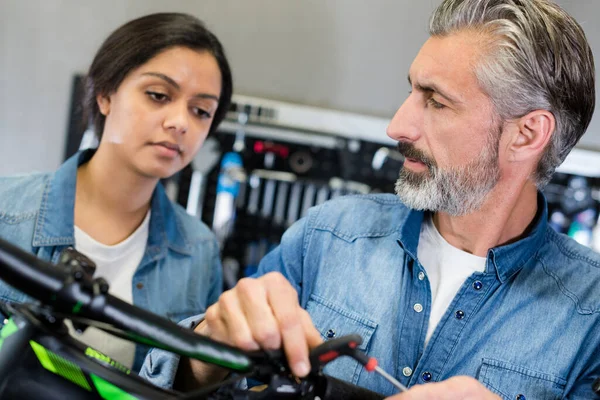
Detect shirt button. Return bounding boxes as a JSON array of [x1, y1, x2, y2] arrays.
[[516, 395, 526, 400], [326, 329, 336, 338], [418, 271, 425, 281], [413, 303, 423, 313], [136, 282, 144, 289], [402, 367, 413, 377], [455, 310, 465, 320], [422, 371, 432, 382], [473, 281, 483, 291]]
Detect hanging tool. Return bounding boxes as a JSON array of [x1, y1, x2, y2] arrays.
[[286, 182, 303, 226], [212, 152, 244, 245], [273, 181, 289, 227], [315, 185, 330, 206], [186, 137, 221, 217], [300, 183, 316, 218], [372, 147, 405, 171]]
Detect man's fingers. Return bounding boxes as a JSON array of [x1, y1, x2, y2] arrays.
[[215, 290, 260, 350], [236, 277, 282, 350], [201, 272, 319, 379], [300, 309, 324, 348], [263, 273, 310, 377], [387, 377, 501, 400], [278, 311, 311, 377], [202, 305, 227, 340], [388, 381, 449, 400]]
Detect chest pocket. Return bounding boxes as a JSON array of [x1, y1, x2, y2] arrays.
[[306, 294, 377, 385], [479, 358, 566, 400]]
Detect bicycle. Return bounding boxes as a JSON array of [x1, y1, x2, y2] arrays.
[[0, 237, 385, 399]]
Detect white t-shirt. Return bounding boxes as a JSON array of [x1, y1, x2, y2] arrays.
[[417, 214, 486, 346], [70, 211, 150, 368]]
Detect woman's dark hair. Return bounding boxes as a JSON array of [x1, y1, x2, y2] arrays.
[[84, 13, 232, 138]]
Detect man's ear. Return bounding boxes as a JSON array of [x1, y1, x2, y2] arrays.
[[96, 94, 111, 116], [507, 110, 555, 162]]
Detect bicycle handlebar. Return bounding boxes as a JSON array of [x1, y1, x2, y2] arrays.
[[0, 238, 253, 372]]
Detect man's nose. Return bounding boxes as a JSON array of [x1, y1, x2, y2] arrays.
[[386, 95, 422, 143]]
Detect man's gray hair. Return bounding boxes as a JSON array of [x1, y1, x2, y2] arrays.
[[430, 0, 595, 186]]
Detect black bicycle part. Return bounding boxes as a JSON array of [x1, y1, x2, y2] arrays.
[[0, 304, 176, 399], [0, 237, 386, 399], [0, 237, 253, 373]]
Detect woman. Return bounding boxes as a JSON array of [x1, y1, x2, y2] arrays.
[[0, 13, 232, 372]]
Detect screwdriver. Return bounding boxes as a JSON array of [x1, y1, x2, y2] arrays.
[[309, 334, 408, 393]]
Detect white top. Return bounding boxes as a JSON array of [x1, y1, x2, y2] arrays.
[[71, 211, 151, 368], [417, 214, 486, 346]]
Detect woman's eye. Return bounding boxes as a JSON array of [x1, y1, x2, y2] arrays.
[[193, 108, 212, 119], [146, 91, 169, 102]]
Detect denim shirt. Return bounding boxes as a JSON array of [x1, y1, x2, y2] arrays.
[[141, 193, 600, 399], [0, 150, 223, 371]]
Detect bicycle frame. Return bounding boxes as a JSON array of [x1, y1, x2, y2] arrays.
[[0, 303, 177, 399]]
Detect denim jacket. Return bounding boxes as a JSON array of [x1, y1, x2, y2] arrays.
[[0, 150, 223, 371], [141, 193, 600, 399]]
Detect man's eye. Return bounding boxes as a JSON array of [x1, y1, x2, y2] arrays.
[[146, 91, 169, 102], [427, 98, 445, 109]]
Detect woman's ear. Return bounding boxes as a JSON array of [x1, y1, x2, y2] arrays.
[[96, 94, 111, 116], [507, 110, 555, 163]]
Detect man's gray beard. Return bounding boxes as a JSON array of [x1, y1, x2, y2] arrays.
[[394, 142, 500, 217]]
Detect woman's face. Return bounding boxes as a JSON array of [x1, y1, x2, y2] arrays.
[[97, 46, 222, 179]]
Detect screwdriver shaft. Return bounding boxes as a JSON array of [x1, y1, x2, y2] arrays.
[[374, 366, 409, 392]]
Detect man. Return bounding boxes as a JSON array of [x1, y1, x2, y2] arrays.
[[141, 0, 599, 398]]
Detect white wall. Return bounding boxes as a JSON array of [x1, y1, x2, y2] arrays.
[[558, 0, 600, 152], [1, 0, 598, 175]]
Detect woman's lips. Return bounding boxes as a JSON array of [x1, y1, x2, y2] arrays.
[[152, 142, 182, 158]]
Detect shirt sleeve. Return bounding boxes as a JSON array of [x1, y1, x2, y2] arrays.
[[207, 237, 223, 306], [252, 214, 310, 295], [138, 314, 204, 389]]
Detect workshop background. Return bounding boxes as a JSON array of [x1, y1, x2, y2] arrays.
[[2, 0, 600, 269]]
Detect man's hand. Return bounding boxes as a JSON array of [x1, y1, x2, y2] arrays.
[[181, 272, 323, 387], [386, 376, 501, 400]]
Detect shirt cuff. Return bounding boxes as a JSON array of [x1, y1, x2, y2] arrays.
[[138, 313, 205, 389]]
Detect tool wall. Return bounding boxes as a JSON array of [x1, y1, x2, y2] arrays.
[[170, 122, 402, 289], [544, 173, 600, 251]]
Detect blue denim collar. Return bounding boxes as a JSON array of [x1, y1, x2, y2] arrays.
[[32, 150, 192, 256], [395, 206, 424, 262], [397, 192, 549, 283], [487, 193, 549, 283]]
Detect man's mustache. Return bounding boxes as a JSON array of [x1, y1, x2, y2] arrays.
[[396, 142, 436, 169]]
